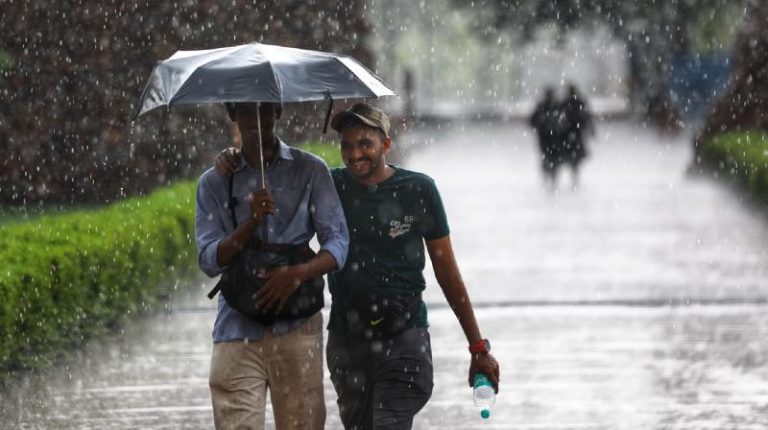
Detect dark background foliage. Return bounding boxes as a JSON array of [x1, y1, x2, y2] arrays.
[[0, 0, 371, 204]]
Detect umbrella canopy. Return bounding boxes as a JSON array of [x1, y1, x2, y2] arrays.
[[134, 42, 396, 119]]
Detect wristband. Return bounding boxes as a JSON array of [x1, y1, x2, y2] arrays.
[[469, 338, 491, 354]]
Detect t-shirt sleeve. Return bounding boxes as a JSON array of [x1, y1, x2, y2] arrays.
[[309, 161, 349, 270], [423, 178, 450, 241]]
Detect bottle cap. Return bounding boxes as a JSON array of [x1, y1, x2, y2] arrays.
[[481, 409, 490, 419]]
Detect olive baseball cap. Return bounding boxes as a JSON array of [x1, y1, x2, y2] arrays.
[[330, 103, 390, 137]]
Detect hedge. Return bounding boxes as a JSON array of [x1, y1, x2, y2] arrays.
[[700, 130, 768, 203], [0, 181, 197, 372]]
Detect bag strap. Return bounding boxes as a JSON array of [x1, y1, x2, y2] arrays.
[[228, 174, 238, 228], [207, 173, 240, 300]]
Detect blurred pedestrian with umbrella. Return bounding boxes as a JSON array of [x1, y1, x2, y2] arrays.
[[560, 83, 594, 188], [529, 87, 565, 189]]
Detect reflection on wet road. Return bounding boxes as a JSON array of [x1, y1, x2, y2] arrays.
[[424, 305, 768, 429], [3, 121, 768, 429]]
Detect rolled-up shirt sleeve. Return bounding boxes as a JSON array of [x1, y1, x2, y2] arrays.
[[309, 162, 349, 270], [195, 172, 227, 277]]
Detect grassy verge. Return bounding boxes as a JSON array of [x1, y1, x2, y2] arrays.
[[700, 130, 768, 203]]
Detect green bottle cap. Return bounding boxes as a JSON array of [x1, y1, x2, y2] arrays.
[[481, 409, 490, 419]]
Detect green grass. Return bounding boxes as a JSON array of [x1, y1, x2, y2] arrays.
[[701, 130, 768, 203], [298, 141, 343, 167]]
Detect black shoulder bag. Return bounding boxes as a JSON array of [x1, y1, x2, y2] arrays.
[[207, 175, 324, 325]]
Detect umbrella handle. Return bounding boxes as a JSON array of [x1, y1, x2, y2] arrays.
[[255, 102, 270, 243], [256, 102, 267, 189]]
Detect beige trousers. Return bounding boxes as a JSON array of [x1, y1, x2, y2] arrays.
[[209, 312, 325, 430]]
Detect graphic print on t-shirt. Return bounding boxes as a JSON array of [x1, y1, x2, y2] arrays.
[[388, 216, 414, 239]]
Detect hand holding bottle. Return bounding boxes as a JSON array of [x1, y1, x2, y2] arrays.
[[473, 372, 496, 419]]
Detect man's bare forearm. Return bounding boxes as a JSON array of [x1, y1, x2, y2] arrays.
[[294, 250, 338, 281], [216, 217, 259, 267], [427, 235, 483, 344]]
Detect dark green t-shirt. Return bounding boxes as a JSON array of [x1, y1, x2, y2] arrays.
[[328, 166, 450, 333]]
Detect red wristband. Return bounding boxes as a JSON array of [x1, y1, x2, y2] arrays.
[[469, 339, 491, 354]]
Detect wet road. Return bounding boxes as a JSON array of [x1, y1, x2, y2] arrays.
[[3, 120, 768, 429]]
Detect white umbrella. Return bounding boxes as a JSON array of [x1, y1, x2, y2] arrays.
[[135, 42, 396, 184], [136, 42, 395, 116]]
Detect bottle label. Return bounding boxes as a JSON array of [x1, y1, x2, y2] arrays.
[[474, 373, 492, 388]]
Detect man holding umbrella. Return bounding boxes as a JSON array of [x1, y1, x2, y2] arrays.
[[196, 101, 349, 429]]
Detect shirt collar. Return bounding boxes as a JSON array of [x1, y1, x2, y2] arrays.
[[235, 138, 293, 172]]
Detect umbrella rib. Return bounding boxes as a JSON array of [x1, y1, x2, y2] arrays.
[[170, 46, 248, 105], [133, 79, 152, 120], [264, 59, 282, 101]]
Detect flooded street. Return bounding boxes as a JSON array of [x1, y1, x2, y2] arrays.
[[3, 120, 768, 429]]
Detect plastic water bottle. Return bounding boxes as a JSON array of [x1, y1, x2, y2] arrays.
[[473, 372, 495, 419]]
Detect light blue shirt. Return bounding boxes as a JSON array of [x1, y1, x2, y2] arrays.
[[195, 140, 349, 342]]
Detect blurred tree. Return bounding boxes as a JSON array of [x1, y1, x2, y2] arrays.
[[454, 0, 745, 114], [0, 0, 371, 205], [694, 0, 768, 157]]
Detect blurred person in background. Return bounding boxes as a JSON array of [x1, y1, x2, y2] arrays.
[[529, 87, 565, 189], [559, 84, 595, 188]]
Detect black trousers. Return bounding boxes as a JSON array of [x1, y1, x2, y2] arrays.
[[326, 327, 434, 430]]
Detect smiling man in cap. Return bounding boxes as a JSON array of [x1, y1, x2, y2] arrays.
[[325, 103, 499, 429]]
